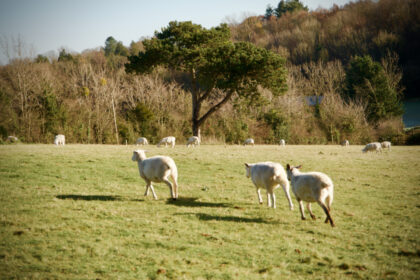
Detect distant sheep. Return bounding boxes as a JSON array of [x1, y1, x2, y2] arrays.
[[132, 150, 179, 200], [186, 136, 200, 148], [280, 139, 286, 146], [286, 164, 335, 227], [381, 141, 391, 150], [6, 136, 18, 143], [54, 134, 65, 146], [362, 142, 382, 153], [136, 137, 149, 146], [341, 140, 349, 146], [244, 162, 294, 210], [243, 138, 255, 146], [157, 136, 176, 148]]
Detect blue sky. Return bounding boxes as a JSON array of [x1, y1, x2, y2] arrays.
[[0, 0, 351, 64]]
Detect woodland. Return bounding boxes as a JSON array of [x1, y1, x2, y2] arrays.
[[0, 0, 419, 145]]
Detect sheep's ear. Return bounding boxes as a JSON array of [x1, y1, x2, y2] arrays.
[[296, 165, 302, 169], [244, 163, 249, 168], [286, 164, 290, 170]]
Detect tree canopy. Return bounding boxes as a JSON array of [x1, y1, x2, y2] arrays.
[[126, 21, 287, 136]]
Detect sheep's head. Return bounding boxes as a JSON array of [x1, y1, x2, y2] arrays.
[[286, 164, 302, 180], [132, 150, 147, 161], [244, 163, 251, 178]]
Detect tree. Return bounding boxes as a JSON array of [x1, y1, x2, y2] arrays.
[[126, 21, 287, 137], [345, 55, 403, 124], [275, 0, 308, 17], [104, 36, 118, 56]]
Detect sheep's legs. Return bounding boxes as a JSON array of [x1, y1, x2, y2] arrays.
[[307, 203, 316, 220], [257, 189, 263, 204], [270, 191, 276, 209], [281, 183, 294, 210], [267, 192, 272, 207], [298, 200, 306, 220], [145, 181, 158, 200], [163, 179, 176, 200], [318, 202, 335, 227]]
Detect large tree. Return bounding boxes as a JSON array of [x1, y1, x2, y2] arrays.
[[126, 21, 287, 137]]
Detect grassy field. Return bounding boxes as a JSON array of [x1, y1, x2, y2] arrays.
[[0, 144, 419, 279]]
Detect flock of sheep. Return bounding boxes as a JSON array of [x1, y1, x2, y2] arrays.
[[128, 135, 391, 228], [49, 134, 391, 227]]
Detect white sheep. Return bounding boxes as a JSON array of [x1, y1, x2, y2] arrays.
[[286, 164, 335, 227], [362, 142, 382, 153], [157, 136, 176, 148], [132, 150, 179, 200], [244, 162, 294, 210], [136, 137, 149, 146], [54, 134, 65, 146], [280, 139, 286, 146], [6, 136, 18, 142], [341, 140, 349, 146], [186, 136, 200, 148], [381, 141, 391, 150], [243, 138, 255, 146]]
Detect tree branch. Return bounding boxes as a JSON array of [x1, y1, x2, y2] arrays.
[[196, 90, 234, 127]]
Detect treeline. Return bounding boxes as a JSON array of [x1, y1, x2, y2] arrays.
[[0, 0, 416, 145], [231, 0, 419, 100]]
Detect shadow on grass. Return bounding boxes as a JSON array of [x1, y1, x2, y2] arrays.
[[166, 197, 231, 208], [195, 213, 278, 224], [56, 194, 144, 202]]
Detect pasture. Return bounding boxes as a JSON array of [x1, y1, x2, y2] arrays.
[[0, 144, 419, 279]]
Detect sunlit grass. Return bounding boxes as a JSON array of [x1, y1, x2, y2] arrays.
[[0, 144, 419, 279]]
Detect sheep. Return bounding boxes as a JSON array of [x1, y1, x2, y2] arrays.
[[280, 139, 286, 146], [381, 141, 391, 150], [243, 138, 255, 146], [6, 136, 18, 142], [286, 164, 335, 227], [341, 140, 349, 147], [157, 136, 176, 148], [244, 162, 294, 210], [54, 134, 65, 146], [362, 142, 382, 153], [132, 150, 179, 200], [186, 136, 200, 148], [136, 137, 149, 146]]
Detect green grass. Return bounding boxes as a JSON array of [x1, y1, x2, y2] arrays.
[[0, 144, 419, 279]]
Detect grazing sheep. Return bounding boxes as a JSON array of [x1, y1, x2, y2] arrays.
[[54, 134, 65, 146], [136, 137, 149, 146], [381, 141, 391, 150], [243, 138, 255, 146], [362, 142, 382, 153], [280, 139, 286, 146], [186, 136, 200, 148], [157, 136, 176, 148], [341, 140, 349, 146], [132, 150, 179, 200], [244, 162, 294, 210], [286, 164, 335, 227], [6, 136, 18, 142]]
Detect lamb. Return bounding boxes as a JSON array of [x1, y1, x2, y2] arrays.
[[132, 150, 179, 200], [280, 139, 286, 146], [54, 134, 65, 146], [243, 138, 255, 146], [136, 137, 149, 146], [341, 140, 349, 146], [244, 162, 294, 210], [157, 136, 176, 148], [381, 141, 391, 150], [286, 164, 335, 227], [362, 142, 382, 153], [186, 136, 200, 148]]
